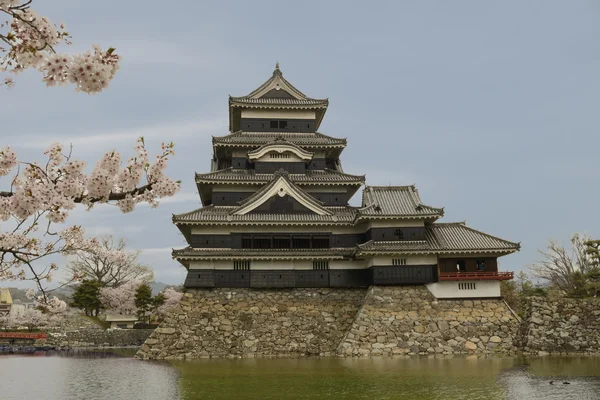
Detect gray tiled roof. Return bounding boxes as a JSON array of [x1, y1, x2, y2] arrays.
[[173, 247, 354, 259], [359, 186, 444, 219], [357, 223, 520, 254], [195, 168, 365, 185], [426, 222, 520, 252], [212, 131, 346, 147], [173, 205, 358, 225], [229, 97, 329, 107], [229, 65, 328, 108]]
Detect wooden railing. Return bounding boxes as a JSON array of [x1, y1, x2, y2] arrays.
[[439, 271, 514, 281]]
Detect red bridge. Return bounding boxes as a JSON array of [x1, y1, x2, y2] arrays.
[[0, 332, 48, 340]]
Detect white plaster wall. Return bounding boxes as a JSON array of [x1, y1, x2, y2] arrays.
[[189, 261, 232, 270], [366, 255, 437, 267], [425, 281, 501, 299], [329, 260, 367, 270], [241, 110, 316, 119], [367, 220, 425, 228], [212, 185, 256, 193]]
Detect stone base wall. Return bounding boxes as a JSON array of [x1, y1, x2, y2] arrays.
[[520, 297, 600, 354], [136, 288, 366, 360], [338, 286, 519, 356], [136, 286, 521, 360], [42, 328, 154, 348]]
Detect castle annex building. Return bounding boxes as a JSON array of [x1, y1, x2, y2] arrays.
[[172, 64, 519, 298]]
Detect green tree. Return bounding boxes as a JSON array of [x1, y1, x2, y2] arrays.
[[134, 283, 154, 324], [71, 280, 103, 316]]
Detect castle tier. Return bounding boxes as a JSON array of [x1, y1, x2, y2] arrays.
[[173, 64, 519, 298]]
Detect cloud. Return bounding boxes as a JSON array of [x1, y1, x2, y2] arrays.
[[9, 118, 225, 150]]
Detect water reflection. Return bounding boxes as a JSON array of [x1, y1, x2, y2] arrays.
[[0, 352, 178, 400], [173, 356, 600, 400], [1, 354, 600, 400]]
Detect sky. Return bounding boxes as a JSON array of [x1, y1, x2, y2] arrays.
[[2, 0, 600, 286]]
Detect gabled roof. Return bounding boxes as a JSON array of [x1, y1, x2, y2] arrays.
[[247, 138, 314, 161], [212, 131, 346, 148], [232, 170, 332, 216], [195, 168, 365, 185], [229, 64, 329, 131], [229, 63, 328, 107], [359, 186, 444, 220]]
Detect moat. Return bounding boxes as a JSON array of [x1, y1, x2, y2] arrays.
[[1, 352, 600, 399]]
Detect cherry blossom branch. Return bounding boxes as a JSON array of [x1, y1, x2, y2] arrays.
[[1, 1, 120, 93]]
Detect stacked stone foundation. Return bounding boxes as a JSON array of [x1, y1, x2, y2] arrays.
[[136, 286, 520, 360], [520, 296, 600, 354]]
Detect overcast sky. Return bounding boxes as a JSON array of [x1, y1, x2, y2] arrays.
[[2, 0, 599, 286]]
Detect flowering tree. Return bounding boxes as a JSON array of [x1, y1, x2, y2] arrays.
[[155, 287, 183, 318], [0, 139, 180, 304], [67, 235, 153, 288], [99, 279, 140, 315], [1, 1, 120, 92]]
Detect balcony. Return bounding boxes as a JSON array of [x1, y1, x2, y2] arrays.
[[438, 271, 514, 281]]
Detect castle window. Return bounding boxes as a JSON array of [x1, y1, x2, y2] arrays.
[[312, 237, 329, 249], [234, 260, 251, 270], [456, 260, 466, 272], [293, 237, 311, 248], [313, 261, 329, 270], [253, 237, 271, 249], [242, 237, 252, 249], [476, 260, 486, 271], [270, 121, 278, 128], [392, 258, 407, 266], [458, 282, 476, 290], [394, 229, 404, 240], [273, 237, 291, 249], [270, 153, 290, 159], [279, 120, 287, 129]]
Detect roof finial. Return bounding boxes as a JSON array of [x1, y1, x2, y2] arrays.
[[273, 61, 282, 76]]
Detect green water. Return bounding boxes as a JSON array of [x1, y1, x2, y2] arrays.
[[173, 356, 600, 400], [2, 353, 600, 399]]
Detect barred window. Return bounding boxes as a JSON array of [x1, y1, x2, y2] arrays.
[[312, 237, 330, 249], [394, 229, 404, 240], [392, 258, 407, 266], [234, 260, 251, 270], [241, 237, 252, 249], [293, 237, 311, 248], [253, 237, 271, 249], [273, 237, 291, 248], [458, 282, 476, 290], [269, 152, 290, 159], [313, 261, 329, 270]]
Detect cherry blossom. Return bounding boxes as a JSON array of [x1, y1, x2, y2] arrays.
[[99, 280, 141, 315], [0, 139, 180, 307], [156, 288, 183, 316], [1, 1, 120, 93]]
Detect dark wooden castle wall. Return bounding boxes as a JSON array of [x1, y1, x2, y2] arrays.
[[255, 162, 306, 174], [183, 265, 437, 288], [240, 118, 316, 132]]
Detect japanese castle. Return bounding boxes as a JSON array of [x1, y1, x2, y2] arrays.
[[173, 64, 519, 298]]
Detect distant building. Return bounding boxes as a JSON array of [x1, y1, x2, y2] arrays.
[[105, 314, 138, 329], [172, 64, 520, 298], [0, 288, 13, 315]]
